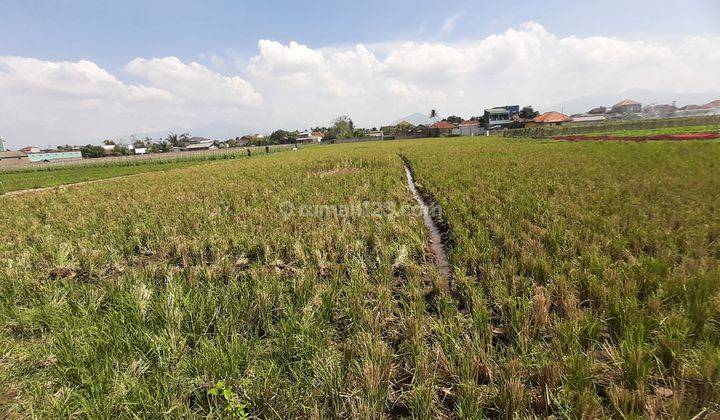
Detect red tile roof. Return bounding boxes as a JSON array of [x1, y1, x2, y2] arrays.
[[613, 99, 641, 107], [533, 111, 571, 123], [703, 99, 720, 109], [459, 119, 480, 126], [431, 121, 457, 129], [311, 131, 324, 137]]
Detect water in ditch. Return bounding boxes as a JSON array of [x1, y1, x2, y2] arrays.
[[403, 162, 451, 278]]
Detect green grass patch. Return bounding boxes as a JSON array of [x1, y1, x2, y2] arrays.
[[0, 146, 289, 193]]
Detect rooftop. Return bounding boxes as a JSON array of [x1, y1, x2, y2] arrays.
[[534, 111, 571, 123], [485, 108, 510, 114], [431, 121, 457, 129], [613, 99, 641, 107], [0, 151, 28, 158]]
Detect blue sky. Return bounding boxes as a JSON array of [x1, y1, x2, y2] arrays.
[[1, 0, 719, 148], [3, 0, 718, 71]]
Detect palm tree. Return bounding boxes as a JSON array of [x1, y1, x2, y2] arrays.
[[430, 109, 438, 124], [166, 133, 179, 147]]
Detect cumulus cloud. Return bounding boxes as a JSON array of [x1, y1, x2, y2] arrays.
[[125, 57, 261, 106], [0, 56, 262, 146], [1, 22, 720, 147], [0, 56, 170, 101], [244, 22, 720, 127]]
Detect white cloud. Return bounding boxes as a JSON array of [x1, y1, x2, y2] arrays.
[[0, 56, 262, 146], [125, 57, 261, 106], [241, 22, 720, 130], [1, 22, 720, 148]]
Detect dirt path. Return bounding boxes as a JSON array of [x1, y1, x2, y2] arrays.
[[1, 173, 141, 197]]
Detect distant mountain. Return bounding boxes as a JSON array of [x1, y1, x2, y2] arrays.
[[546, 88, 720, 115], [391, 113, 433, 126]]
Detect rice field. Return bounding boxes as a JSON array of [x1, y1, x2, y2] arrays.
[[1, 137, 719, 418], [0, 146, 289, 194]]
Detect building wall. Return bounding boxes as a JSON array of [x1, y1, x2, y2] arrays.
[[459, 125, 482, 136], [0, 156, 30, 167], [613, 104, 642, 113], [28, 151, 82, 162]]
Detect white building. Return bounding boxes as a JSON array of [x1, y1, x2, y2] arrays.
[[296, 131, 323, 143]]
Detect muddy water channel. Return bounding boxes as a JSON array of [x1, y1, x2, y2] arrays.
[[402, 160, 451, 278]]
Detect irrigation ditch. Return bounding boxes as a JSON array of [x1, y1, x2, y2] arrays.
[[391, 154, 462, 415], [399, 154, 454, 277]]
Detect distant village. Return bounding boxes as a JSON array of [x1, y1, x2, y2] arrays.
[[1, 98, 719, 168]]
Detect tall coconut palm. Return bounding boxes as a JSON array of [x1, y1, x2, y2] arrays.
[[430, 109, 438, 124]]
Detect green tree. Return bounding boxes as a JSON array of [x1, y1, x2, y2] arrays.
[[148, 140, 171, 153], [268, 130, 290, 144], [165, 132, 191, 148], [396, 121, 414, 132], [178, 133, 190, 146], [102, 139, 116, 146], [166, 133, 179, 147], [331, 115, 354, 138], [443, 115, 463, 124], [80, 145, 106, 158], [112, 145, 132, 156], [519, 106, 540, 120]]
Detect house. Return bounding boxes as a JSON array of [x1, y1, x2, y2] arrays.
[[413, 124, 431, 138], [28, 150, 83, 163], [127, 144, 148, 155], [240, 134, 262, 144], [21, 146, 40, 153], [0, 150, 29, 167], [483, 107, 513, 129], [611, 99, 642, 114], [368, 131, 384, 139], [571, 115, 607, 124], [296, 131, 323, 143], [531, 111, 571, 126], [379, 125, 396, 135], [100, 144, 116, 155], [430, 121, 456, 137], [182, 141, 218, 151], [457, 119, 482, 136], [643, 104, 676, 118]]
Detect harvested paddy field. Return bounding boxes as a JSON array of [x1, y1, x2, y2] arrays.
[[1, 137, 719, 418]]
